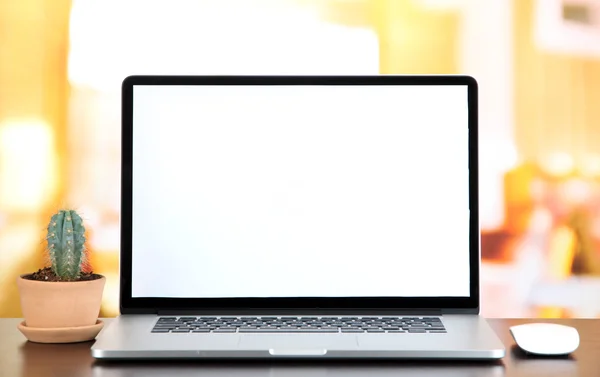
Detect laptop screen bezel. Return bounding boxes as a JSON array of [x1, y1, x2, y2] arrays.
[[120, 75, 479, 314]]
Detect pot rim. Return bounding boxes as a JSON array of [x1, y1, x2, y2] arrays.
[[18, 273, 106, 283]]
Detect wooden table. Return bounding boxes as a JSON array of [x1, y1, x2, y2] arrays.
[[1, 318, 599, 377]]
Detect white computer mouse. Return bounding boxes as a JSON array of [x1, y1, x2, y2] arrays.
[[509, 323, 579, 356]]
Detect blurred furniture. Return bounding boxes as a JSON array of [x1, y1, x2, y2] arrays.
[[0, 318, 598, 376]]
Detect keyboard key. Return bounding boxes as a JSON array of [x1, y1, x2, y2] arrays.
[[151, 328, 170, 333], [428, 330, 447, 333], [192, 329, 211, 333], [408, 329, 426, 333], [172, 329, 191, 333], [213, 328, 237, 333], [298, 328, 339, 333], [341, 328, 364, 333]]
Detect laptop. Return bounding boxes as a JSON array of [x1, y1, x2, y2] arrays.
[[91, 75, 505, 360]]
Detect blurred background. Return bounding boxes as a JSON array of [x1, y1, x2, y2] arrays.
[[1, 0, 600, 318]]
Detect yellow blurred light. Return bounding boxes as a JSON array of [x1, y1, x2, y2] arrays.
[[417, 0, 467, 10], [548, 225, 576, 280], [581, 154, 600, 178], [541, 152, 574, 177], [0, 119, 56, 211], [100, 272, 119, 317]]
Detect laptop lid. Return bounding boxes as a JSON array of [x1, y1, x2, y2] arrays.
[[120, 75, 479, 315]]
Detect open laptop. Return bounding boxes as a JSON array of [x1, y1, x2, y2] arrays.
[[91, 75, 505, 360]]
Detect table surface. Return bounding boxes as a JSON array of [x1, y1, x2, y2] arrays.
[[1, 318, 599, 377]]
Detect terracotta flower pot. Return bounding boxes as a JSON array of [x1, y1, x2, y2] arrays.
[[17, 275, 105, 328]]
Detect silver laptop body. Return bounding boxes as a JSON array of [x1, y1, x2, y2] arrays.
[[92, 75, 505, 360]]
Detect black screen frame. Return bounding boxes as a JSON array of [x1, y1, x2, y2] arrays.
[[120, 75, 479, 315]]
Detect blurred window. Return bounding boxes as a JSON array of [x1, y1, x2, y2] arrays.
[[67, 0, 379, 253]]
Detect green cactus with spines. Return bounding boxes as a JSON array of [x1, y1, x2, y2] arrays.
[[46, 209, 87, 280]]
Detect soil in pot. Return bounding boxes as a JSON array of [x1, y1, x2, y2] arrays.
[[22, 267, 102, 282]]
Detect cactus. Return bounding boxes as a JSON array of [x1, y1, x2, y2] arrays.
[[46, 209, 87, 280]]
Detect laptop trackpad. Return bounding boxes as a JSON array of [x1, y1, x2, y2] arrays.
[[239, 334, 359, 353]]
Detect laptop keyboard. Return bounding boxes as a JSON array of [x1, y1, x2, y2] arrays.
[[151, 316, 446, 334]]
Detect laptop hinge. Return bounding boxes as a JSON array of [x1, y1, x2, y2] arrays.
[[156, 309, 444, 316]]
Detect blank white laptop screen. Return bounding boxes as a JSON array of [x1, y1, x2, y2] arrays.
[[131, 84, 470, 298]]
